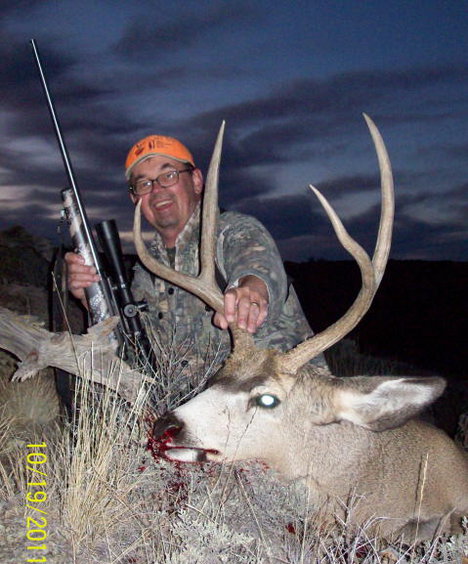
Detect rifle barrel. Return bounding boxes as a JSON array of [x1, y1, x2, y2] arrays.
[[30, 38, 104, 280]]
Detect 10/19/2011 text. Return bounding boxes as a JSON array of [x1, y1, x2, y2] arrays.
[[25, 442, 48, 563]]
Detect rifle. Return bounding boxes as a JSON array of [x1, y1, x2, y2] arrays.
[[31, 39, 153, 367]]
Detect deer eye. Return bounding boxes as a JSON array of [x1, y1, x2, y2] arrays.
[[255, 394, 280, 409]]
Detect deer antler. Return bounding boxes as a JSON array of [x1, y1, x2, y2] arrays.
[[133, 115, 393, 373], [133, 124, 225, 312], [133, 122, 254, 350], [279, 114, 394, 374]]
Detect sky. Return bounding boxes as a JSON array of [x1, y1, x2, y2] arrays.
[[0, 0, 467, 262]]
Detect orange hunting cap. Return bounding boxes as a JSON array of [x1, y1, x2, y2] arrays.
[[125, 135, 195, 178]]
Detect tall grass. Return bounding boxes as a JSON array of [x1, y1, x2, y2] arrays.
[[0, 342, 466, 563]]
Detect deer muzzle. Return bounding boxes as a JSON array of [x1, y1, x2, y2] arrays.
[[151, 414, 219, 463]]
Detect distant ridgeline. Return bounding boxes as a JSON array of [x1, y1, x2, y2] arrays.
[[285, 259, 468, 380], [0, 225, 83, 333], [0, 226, 466, 381], [0, 225, 53, 287]]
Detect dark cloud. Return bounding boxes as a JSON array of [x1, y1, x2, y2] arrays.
[[0, 0, 43, 17], [0, 35, 73, 108], [190, 64, 467, 130], [115, 3, 259, 58], [0, 34, 120, 157], [391, 214, 468, 261], [237, 176, 468, 263], [233, 192, 321, 241], [312, 174, 381, 199], [0, 200, 57, 238], [276, 208, 459, 263], [181, 64, 467, 186], [227, 187, 382, 261], [451, 182, 468, 201], [0, 3, 466, 261], [393, 180, 468, 227], [443, 141, 468, 161]]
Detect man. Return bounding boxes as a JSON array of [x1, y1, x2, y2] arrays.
[[66, 134, 325, 378]]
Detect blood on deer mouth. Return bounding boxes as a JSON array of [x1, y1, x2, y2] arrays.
[[148, 427, 219, 463]]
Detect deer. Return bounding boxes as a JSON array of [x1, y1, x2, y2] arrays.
[[133, 115, 468, 540]]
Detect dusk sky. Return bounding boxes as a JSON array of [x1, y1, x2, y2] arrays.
[[1, 1, 466, 262]]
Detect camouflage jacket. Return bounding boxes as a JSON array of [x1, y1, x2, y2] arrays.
[[132, 203, 323, 380]]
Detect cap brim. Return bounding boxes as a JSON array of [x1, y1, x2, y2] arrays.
[[126, 153, 192, 179]]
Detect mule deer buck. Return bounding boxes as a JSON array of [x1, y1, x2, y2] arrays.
[[135, 116, 468, 540]]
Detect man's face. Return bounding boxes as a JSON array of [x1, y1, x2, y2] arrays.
[[129, 156, 203, 246]]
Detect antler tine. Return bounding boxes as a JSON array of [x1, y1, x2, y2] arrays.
[[363, 113, 394, 289], [199, 121, 225, 296], [280, 114, 394, 374], [133, 122, 226, 314]]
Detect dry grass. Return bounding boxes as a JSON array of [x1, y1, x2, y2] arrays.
[[0, 343, 466, 563]]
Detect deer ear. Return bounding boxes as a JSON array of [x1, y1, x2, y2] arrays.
[[335, 376, 446, 431]]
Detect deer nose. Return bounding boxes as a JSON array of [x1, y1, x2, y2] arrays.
[[153, 413, 183, 440]]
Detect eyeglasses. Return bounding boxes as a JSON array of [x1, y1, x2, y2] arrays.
[[129, 168, 193, 196]]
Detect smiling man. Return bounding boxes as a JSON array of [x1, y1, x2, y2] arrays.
[[126, 137, 203, 247], [66, 134, 326, 380]]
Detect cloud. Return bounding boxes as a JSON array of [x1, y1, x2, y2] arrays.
[[234, 171, 468, 263], [181, 64, 468, 193], [0, 0, 44, 18], [0, 3, 466, 262], [190, 64, 467, 129], [0, 36, 75, 107], [274, 202, 465, 263], [233, 192, 322, 240], [392, 214, 467, 261], [115, 3, 259, 58]]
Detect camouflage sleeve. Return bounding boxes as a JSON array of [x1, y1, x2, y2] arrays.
[[131, 262, 152, 303], [217, 212, 288, 321], [131, 262, 143, 301]]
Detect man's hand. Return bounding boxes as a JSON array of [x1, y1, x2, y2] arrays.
[[213, 275, 269, 334], [64, 251, 100, 309]]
